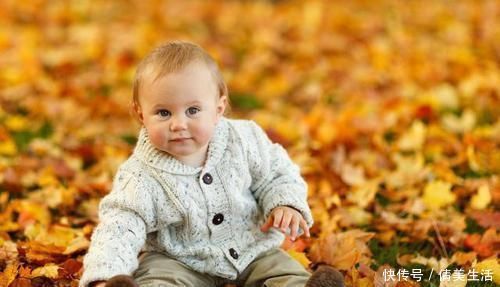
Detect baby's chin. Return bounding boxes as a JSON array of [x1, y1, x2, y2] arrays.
[[164, 144, 205, 157]]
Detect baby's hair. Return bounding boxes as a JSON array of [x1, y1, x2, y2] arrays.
[[132, 40, 228, 118]]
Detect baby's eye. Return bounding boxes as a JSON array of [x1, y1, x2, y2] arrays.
[[186, 107, 200, 116], [157, 109, 171, 118]]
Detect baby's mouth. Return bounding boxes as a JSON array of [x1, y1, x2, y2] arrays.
[[169, 137, 192, 142]]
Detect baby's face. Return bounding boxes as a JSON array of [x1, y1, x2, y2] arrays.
[[137, 61, 226, 166]]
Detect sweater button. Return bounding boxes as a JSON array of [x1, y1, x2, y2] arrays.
[[229, 248, 239, 259], [212, 213, 224, 225], [202, 173, 213, 184]]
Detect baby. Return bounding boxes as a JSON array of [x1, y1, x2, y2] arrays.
[[80, 41, 344, 287]]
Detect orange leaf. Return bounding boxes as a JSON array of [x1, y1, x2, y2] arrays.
[[470, 211, 500, 229], [59, 259, 83, 279], [7, 278, 31, 287], [0, 260, 19, 287], [309, 230, 374, 270]]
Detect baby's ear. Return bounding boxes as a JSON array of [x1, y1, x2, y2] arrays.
[[216, 95, 227, 117], [132, 102, 144, 123]]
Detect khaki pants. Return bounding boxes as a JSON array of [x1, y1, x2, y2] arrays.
[[133, 248, 311, 287]]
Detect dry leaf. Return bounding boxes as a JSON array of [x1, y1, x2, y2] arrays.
[[474, 258, 500, 284], [63, 236, 90, 255], [0, 260, 19, 287], [30, 263, 60, 279], [397, 121, 426, 151], [470, 211, 500, 229], [287, 250, 311, 268], [470, 184, 491, 210], [422, 180, 456, 210], [309, 230, 374, 270], [410, 255, 450, 272]]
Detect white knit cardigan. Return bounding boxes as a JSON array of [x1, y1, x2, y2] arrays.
[[80, 117, 313, 287]]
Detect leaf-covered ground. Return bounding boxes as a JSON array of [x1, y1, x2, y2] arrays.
[[0, 1, 499, 286]]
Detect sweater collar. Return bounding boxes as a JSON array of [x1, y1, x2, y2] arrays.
[[133, 117, 229, 175]]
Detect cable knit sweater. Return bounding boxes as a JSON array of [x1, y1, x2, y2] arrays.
[[80, 117, 313, 287]]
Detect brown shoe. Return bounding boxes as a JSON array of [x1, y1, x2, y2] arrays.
[[105, 275, 138, 287], [306, 265, 345, 287]]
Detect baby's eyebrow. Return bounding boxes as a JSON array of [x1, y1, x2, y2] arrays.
[[152, 104, 169, 110], [186, 100, 202, 105]]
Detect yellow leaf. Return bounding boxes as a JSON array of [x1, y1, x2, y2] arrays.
[[0, 139, 17, 156], [0, 260, 19, 287], [470, 184, 491, 210], [341, 163, 366, 187], [387, 153, 425, 189], [37, 167, 59, 187], [422, 180, 456, 210], [63, 236, 90, 255], [357, 277, 374, 287], [36, 225, 80, 247], [302, 1, 323, 35], [432, 84, 459, 110], [439, 270, 467, 287], [475, 258, 500, 284], [31, 263, 60, 279], [347, 180, 378, 208], [260, 74, 289, 98], [466, 146, 482, 172], [410, 255, 450, 272], [24, 223, 44, 241], [316, 123, 337, 146], [5, 115, 29, 132], [287, 250, 311, 268], [442, 109, 476, 134], [346, 206, 373, 226], [451, 251, 477, 266], [1, 67, 24, 85], [397, 121, 426, 151], [17, 201, 51, 227]]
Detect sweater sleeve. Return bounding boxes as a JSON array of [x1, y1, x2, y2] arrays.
[[79, 170, 157, 287], [244, 121, 313, 227]]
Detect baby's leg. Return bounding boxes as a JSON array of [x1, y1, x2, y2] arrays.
[[133, 252, 216, 287], [238, 248, 310, 287]]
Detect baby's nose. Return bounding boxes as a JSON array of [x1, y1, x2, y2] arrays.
[[169, 116, 187, 131]]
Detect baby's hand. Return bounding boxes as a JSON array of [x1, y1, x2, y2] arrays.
[[260, 206, 310, 241]]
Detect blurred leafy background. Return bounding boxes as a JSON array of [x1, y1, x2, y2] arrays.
[[0, 0, 499, 286]]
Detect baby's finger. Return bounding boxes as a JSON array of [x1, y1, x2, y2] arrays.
[[289, 216, 300, 240], [273, 208, 284, 228], [299, 218, 310, 238], [280, 212, 293, 232], [260, 216, 274, 232]]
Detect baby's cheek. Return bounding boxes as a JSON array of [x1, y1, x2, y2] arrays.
[[194, 125, 213, 143], [149, 130, 167, 149]]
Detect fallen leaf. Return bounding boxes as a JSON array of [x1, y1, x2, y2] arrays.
[[474, 258, 500, 284], [63, 236, 90, 255], [374, 265, 397, 287], [469, 211, 500, 229], [30, 264, 60, 279], [442, 109, 476, 134], [439, 270, 467, 287], [7, 278, 31, 287], [410, 255, 450, 272], [59, 259, 83, 278], [422, 180, 456, 210], [397, 121, 426, 151], [287, 250, 311, 268], [0, 260, 19, 287], [451, 251, 477, 266], [470, 184, 491, 210], [309, 230, 374, 270]]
